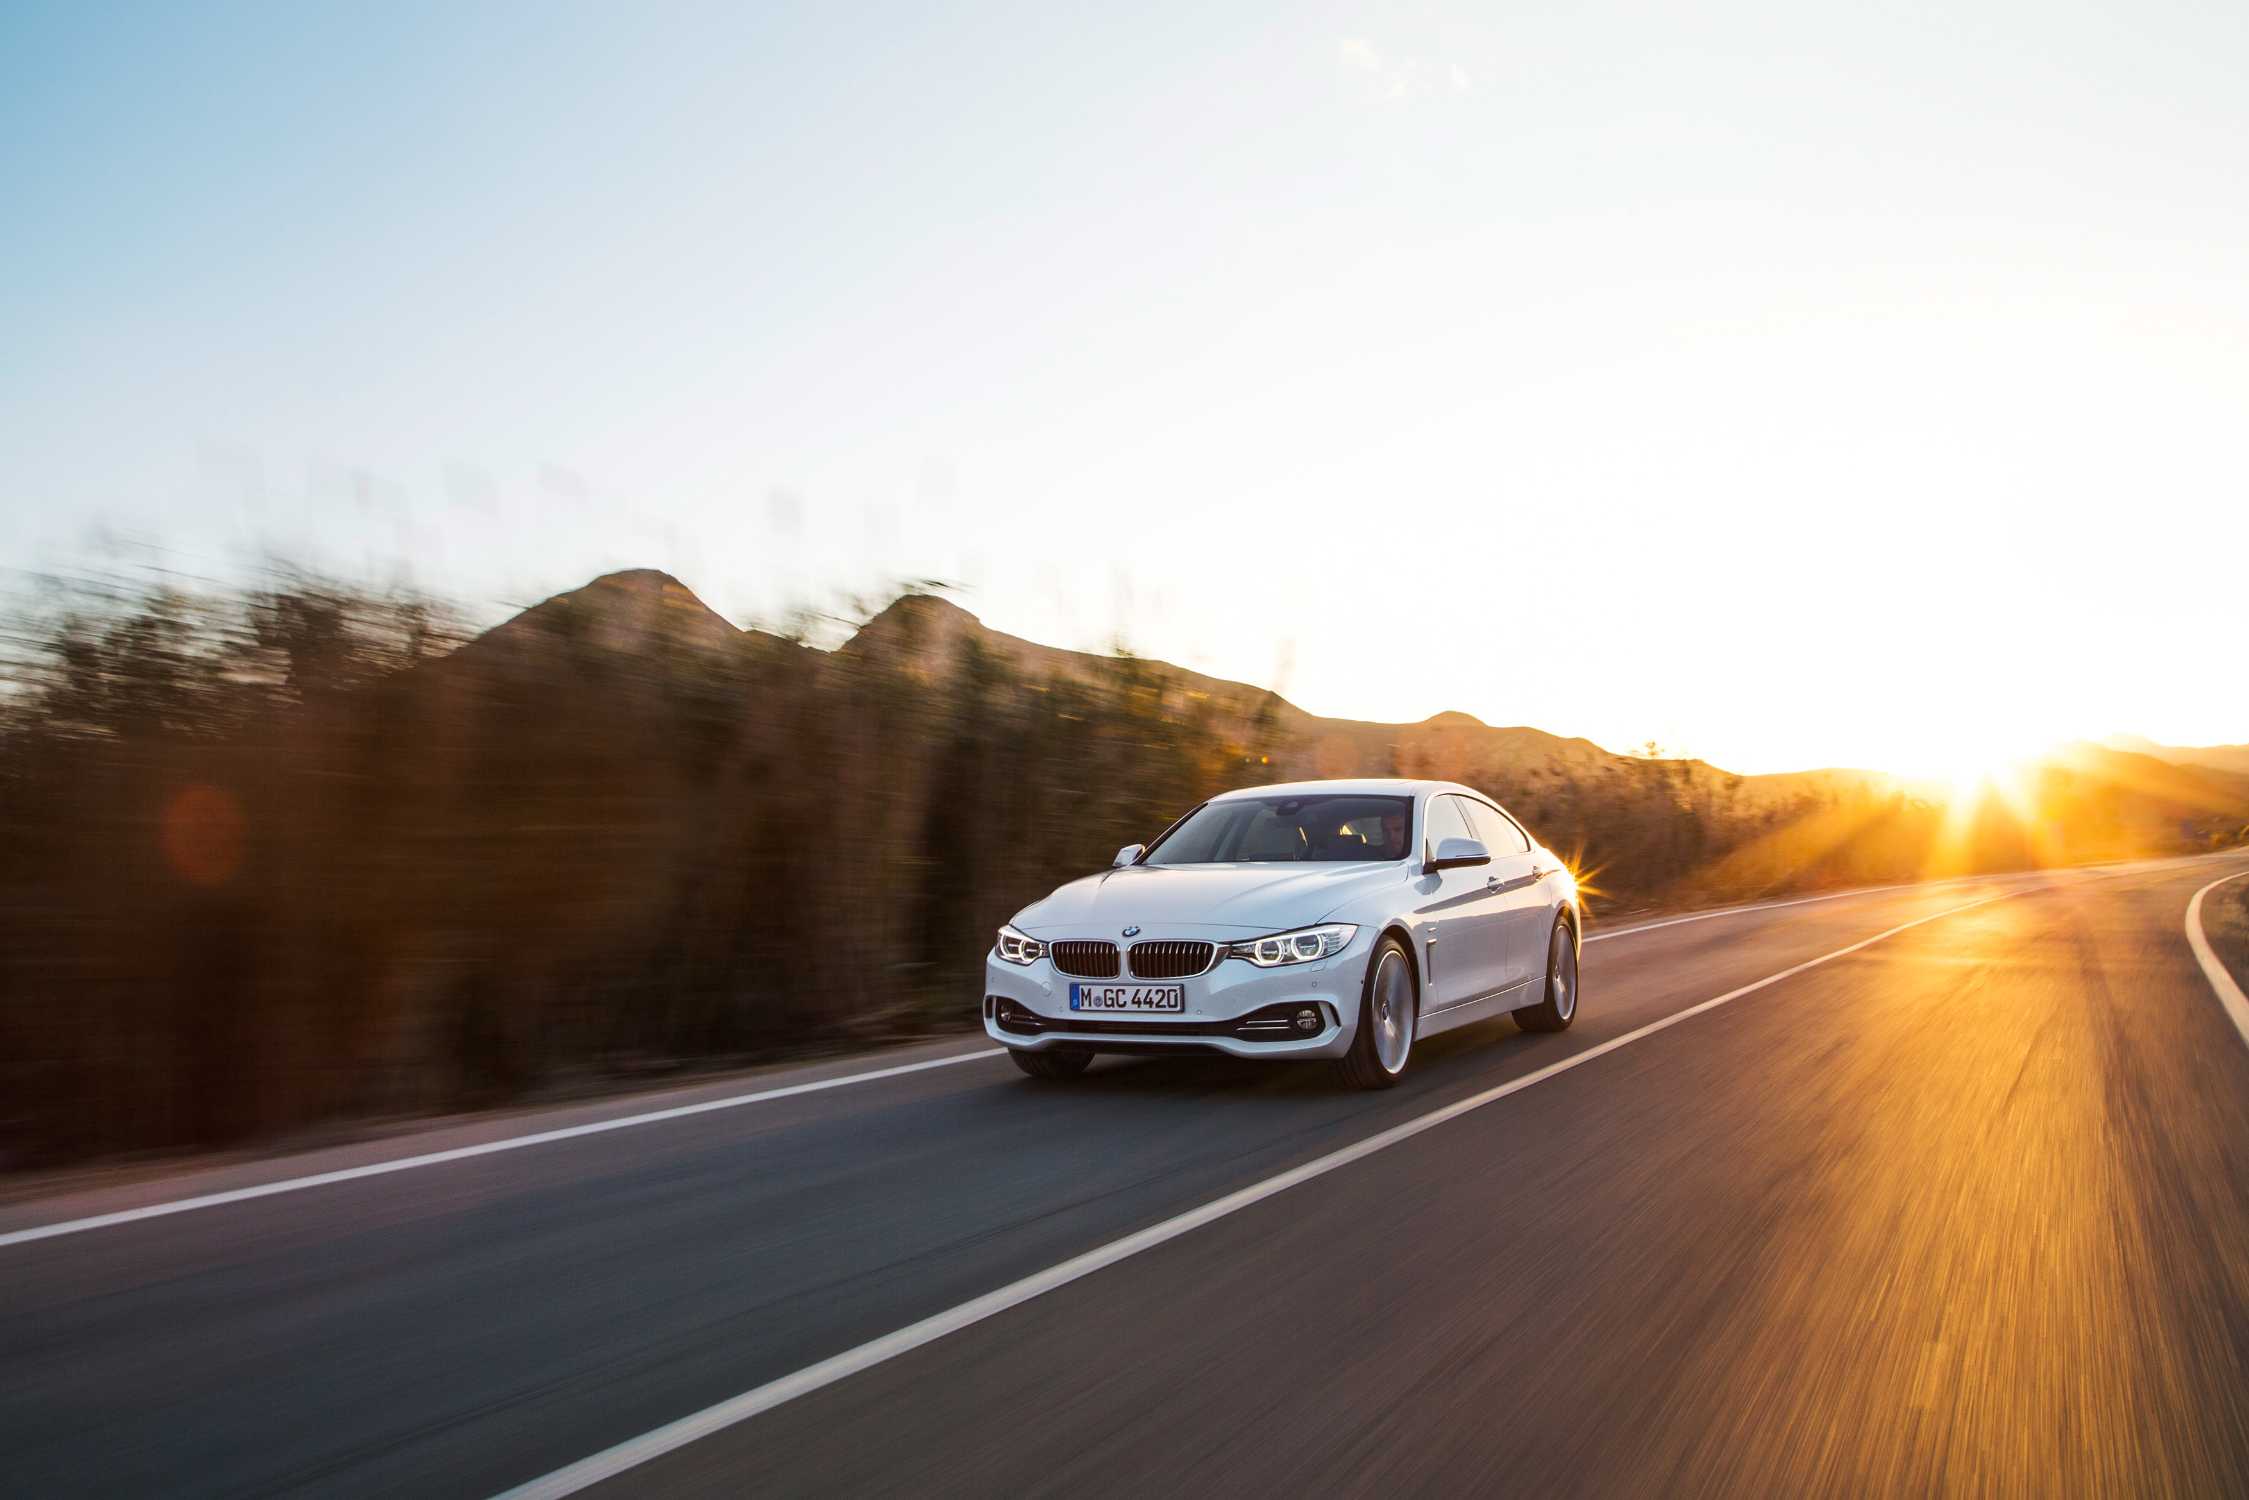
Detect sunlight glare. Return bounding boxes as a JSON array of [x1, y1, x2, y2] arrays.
[[1893, 728, 2057, 805]]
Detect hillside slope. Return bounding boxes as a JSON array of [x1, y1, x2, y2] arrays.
[[2106, 734, 2249, 779], [839, 592, 1879, 809], [5, 564, 2242, 1168]]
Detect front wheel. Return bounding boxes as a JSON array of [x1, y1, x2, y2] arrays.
[[1009, 1047, 1093, 1080], [1338, 935, 1418, 1089], [1513, 920, 1579, 1033]]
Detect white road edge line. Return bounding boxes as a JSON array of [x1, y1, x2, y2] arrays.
[[5, 854, 2222, 1251], [0, 870, 2029, 1251], [492, 886, 2021, 1500], [2185, 869, 2249, 1053], [0, 1050, 1004, 1250]]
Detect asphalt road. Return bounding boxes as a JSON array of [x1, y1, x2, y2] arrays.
[[5, 854, 2248, 1497]]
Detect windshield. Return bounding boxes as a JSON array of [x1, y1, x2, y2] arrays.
[[1142, 795, 1414, 865]]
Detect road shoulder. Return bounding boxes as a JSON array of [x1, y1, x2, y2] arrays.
[[0, 1034, 996, 1227]]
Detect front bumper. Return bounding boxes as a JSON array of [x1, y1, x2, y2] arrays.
[[980, 933, 1365, 1059]]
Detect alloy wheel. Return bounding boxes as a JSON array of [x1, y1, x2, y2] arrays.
[[1550, 926, 1576, 1022], [1372, 948, 1415, 1073]]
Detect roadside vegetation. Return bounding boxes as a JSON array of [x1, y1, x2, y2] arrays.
[[4, 563, 2243, 1169]]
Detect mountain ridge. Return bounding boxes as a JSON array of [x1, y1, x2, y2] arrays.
[[447, 577, 1727, 796], [828, 589, 1885, 803], [2103, 733, 2249, 778], [451, 572, 2245, 826]]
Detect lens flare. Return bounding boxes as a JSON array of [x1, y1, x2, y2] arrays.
[[160, 784, 246, 888]]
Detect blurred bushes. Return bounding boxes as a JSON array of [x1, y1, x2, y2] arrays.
[[0, 565, 2236, 1168], [0, 568, 1279, 1165]]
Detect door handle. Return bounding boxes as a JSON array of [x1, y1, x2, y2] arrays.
[[1531, 866, 1560, 880]]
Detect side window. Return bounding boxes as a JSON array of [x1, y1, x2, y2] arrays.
[[1464, 800, 1530, 855], [1423, 795, 1472, 858]]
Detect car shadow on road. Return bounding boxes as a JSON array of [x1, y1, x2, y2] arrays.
[[1025, 1015, 1548, 1102]]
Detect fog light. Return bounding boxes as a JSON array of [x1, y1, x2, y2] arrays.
[[1293, 1007, 1321, 1033], [992, 999, 1042, 1034]]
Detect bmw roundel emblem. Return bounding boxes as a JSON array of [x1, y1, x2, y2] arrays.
[[1122, 925, 1141, 938]]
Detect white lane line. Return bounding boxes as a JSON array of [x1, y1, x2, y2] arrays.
[[2185, 869, 2249, 1053], [1587, 880, 1940, 941], [1580, 863, 2122, 942], [12, 853, 2213, 1254], [0, 876, 2003, 1252], [0, 1050, 1004, 1251], [1584, 850, 2229, 943], [492, 886, 2021, 1500]]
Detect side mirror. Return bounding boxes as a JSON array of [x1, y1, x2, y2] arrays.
[[1113, 844, 1145, 868], [1426, 836, 1491, 873]]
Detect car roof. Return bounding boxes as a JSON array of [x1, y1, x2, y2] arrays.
[[1207, 778, 1478, 802]]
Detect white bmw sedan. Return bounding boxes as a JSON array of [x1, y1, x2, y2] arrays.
[[984, 778, 1581, 1088]]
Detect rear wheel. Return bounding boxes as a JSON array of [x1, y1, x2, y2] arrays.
[[1339, 935, 1417, 1089], [1009, 1046, 1093, 1080], [1513, 920, 1579, 1033]]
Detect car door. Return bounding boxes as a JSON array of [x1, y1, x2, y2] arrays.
[[1419, 794, 1510, 1009], [1460, 798, 1549, 993]]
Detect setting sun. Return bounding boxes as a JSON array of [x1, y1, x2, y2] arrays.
[[1880, 721, 2045, 796], [1906, 746, 2046, 804]]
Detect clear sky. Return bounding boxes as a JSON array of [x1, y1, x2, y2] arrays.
[[4, 1, 2244, 773]]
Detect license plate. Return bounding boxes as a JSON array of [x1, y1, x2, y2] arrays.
[[1069, 983, 1186, 1013]]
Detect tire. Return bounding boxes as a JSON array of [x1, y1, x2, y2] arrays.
[[1339, 934, 1418, 1089], [1514, 919, 1579, 1033], [1009, 1046, 1093, 1080]]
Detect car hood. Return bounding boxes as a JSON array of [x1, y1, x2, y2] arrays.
[[1015, 862, 1404, 937]]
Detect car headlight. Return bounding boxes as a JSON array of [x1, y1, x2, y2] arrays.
[[1227, 923, 1358, 968], [995, 924, 1046, 965]]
